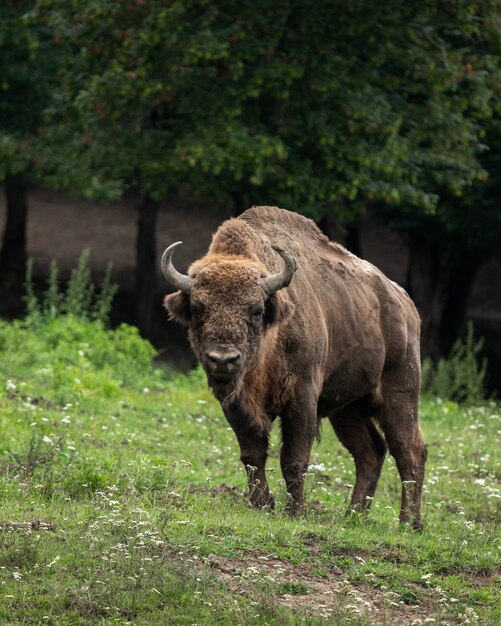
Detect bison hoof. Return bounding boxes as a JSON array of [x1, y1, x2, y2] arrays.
[[345, 504, 369, 518], [285, 502, 306, 517], [250, 494, 275, 510], [398, 516, 424, 532], [398, 511, 423, 532]]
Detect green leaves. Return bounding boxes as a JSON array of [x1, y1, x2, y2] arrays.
[[31, 0, 500, 229], [0, 1, 60, 180]]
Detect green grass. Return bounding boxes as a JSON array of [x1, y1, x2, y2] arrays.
[[0, 317, 499, 625]]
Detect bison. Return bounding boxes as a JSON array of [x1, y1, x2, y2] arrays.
[[162, 206, 427, 529]]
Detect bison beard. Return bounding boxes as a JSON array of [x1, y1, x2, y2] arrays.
[[162, 206, 427, 529], [209, 366, 275, 438], [222, 394, 264, 437]]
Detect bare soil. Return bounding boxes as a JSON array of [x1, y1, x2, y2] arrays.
[[180, 549, 438, 625]]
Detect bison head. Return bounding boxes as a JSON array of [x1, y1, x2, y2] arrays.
[[162, 242, 295, 395]]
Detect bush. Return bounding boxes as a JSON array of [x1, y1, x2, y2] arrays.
[[422, 322, 487, 403], [0, 252, 160, 403], [0, 316, 158, 400]]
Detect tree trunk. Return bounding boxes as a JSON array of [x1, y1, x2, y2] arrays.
[[317, 214, 341, 244], [439, 251, 483, 354], [405, 229, 483, 359], [0, 173, 29, 314], [405, 230, 442, 359], [229, 188, 251, 216], [344, 222, 361, 257], [135, 195, 159, 336]]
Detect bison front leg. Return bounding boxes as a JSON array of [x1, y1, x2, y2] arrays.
[[280, 399, 317, 516], [235, 432, 274, 509]]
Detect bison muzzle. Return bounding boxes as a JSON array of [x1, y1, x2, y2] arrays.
[[162, 206, 427, 529]]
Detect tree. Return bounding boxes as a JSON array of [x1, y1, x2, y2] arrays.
[[0, 1, 59, 309], [405, 114, 501, 358], [37, 0, 499, 344], [374, 6, 501, 357]]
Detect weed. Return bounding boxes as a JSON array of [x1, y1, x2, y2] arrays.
[[277, 581, 311, 595], [24, 249, 118, 326], [422, 322, 488, 403]]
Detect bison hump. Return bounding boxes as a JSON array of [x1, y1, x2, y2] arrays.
[[209, 218, 261, 260], [239, 206, 332, 250]]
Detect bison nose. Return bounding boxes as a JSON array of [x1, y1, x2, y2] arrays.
[[206, 349, 241, 377]]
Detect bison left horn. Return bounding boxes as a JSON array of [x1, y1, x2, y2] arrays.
[[260, 246, 297, 296], [161, 241, 193, 294]]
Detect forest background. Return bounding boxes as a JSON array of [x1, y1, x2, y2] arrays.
[[0, 0, 500, 387]]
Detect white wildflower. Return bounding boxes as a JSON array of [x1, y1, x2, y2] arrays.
[[308, 463, 326, 472]]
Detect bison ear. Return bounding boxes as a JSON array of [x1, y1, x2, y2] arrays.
[[163, 292, 191, 326], [265, 292, 294, 327]]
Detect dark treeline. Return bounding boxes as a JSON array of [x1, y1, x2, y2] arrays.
[[0, 1, 500, 363]]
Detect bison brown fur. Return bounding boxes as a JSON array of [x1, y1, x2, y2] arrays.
[[162, 206, 427, 528]]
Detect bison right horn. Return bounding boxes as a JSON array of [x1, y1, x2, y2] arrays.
[[260, 246, 297, 296], [161, 241, 193, 294]]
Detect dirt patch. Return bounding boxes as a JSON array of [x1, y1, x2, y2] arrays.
[[0, 462, 19, 476], [202, 552, 429, 625], [187, 482, 245, 502]]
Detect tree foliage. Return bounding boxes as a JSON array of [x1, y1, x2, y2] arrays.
[[0, 0, 59, 179], [0, 1, 63, 304], [37, 0, 500, 221], [1, 0, 497, 351]]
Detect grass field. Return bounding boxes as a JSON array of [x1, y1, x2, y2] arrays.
[[0, 316, 499, 625]]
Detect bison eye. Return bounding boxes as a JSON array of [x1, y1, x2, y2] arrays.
[[249, 306, 264, 322], [191, 298, 204, 314]]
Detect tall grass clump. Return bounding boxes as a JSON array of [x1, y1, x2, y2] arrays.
[[25, 249, 117, 325], [422, 322, 488, 403]]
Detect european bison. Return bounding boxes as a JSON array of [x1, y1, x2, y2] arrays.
[[162, 206, 427, 529]]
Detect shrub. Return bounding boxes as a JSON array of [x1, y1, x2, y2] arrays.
[[0, 252, 160, 403], [422, 322, 487, 403], [0, 316, 158, 399]]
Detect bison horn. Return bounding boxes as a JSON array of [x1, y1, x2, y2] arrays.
[[260, 246, 297, 296], [161, 241, 193, 294]]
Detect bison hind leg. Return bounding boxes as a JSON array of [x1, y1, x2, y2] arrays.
[[378, 365, 427, 531], [329, 407, 387, 515], [379, 406, 427, 531]]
